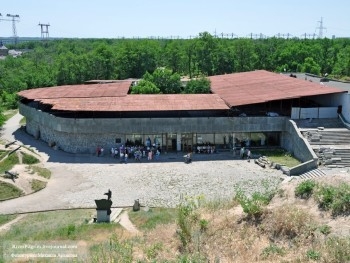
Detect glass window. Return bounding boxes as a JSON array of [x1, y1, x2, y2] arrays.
[[250, 133, 266, 147], [125, 134, 143, 147], [214, 133, 230, 145], [196, 134, 214, 145]]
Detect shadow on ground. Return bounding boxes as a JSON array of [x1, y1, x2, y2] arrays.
[[12, 128, 238, 164]]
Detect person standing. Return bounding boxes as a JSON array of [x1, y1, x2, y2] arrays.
[[96, 146, 101, 157], [240, 147, 245, 159], [247, 149, 251, 162]]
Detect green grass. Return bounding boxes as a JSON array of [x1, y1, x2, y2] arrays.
[[0, 214, 17, 226], [202, 196, 239, 211], [0, 150, 7, 160], [31, 179, 47, 192], [0, 209, 118, 241], [3, 110, 17, 121], [128, 207, 177, 230], [254, 148, 301, 167], [261, 244, 285, 259], [21, 151, 40, 165], [28, 165, 51, 179], [0, 153, 19, 174], [0, 181, 23, 201], [0, 209, 124, 262]]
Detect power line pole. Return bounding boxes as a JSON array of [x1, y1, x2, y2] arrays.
[[316, 17, 326, 38], [6, 14, 20, 44], [38, 22, 50, 40]]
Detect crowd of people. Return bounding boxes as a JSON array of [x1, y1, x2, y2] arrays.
[[96, 140, 253, 164], [97, 144, 161, 163]]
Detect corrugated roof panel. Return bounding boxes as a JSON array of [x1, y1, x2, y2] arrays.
[[209, 70, 345, 107], [18, 71, 345, 112], [18, 82, 132, 99], [40, 94, 228, 112]]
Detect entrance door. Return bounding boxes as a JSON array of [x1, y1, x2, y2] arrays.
[[166, 133, 177, 152], [181, 133, 193, 152]]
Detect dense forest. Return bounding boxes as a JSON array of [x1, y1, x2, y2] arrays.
[[1, 32, 350, 124]]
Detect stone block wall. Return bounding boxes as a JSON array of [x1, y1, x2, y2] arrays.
[[281, 120, 318, 174], [20, 103, 290, 154]]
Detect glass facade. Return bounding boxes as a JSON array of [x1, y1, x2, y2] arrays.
[[123, 132, 280, 152]]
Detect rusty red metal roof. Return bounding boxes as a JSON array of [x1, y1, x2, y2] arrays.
[[18, 81, 132, 99], [18, 70, 345, 112], [209, 70, 346, 107], [18, 82, 228, 111], [36, 94, 228, 111]]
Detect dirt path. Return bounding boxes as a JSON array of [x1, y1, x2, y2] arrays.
[[0, 214, 27, 233], [117, 211, 140, 235]]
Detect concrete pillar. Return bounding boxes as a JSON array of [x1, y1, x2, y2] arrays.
[[177, 133, 181, 151]]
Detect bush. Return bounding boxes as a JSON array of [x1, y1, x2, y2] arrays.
[[176, 196, 206, 252], [330, 183, 350, 216], [261, 205, 315, 240], [295, 180, 317, 199], [235, 186, 275, 221], [314, 184, 336, 210], [314, 183, 350, 216]]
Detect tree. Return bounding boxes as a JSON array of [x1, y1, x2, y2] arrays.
[[214, 41, 235, 75], [301, 57, 321, 75], [183, 77, 211, 94], [131, 79, 160, 94], [163, 40, 187, 74], [148, 68, 182, 94], [194, 32, 218, 76], [92, 43, 117, 80], [0, 109, 5, 127], [333, 45, 350, 78], [233, 39, 257, 72]]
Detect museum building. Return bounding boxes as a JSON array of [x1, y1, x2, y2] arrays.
[[18, 70, 346, 160]]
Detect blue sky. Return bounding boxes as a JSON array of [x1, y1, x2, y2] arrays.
[[0, 0, 349, 39]]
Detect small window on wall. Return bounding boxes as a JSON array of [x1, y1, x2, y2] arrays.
[[115, 138, 121, 144]]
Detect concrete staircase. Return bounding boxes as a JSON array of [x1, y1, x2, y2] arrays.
[[297, 118, 350, 167], [294, 168, 327, 180]]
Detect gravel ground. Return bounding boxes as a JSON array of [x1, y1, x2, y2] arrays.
[[49, 156, 286, 209], [0, 112, 286, 214]]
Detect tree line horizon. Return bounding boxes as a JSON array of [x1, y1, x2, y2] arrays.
[[0, 31, 350, 124]]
